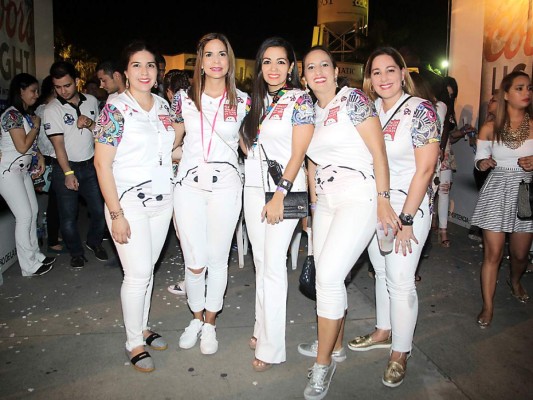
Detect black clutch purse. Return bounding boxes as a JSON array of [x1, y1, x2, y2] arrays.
[[517, 179, 533, 220], [265, 191, 308, 219]]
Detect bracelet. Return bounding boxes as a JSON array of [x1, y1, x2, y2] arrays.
[[310, 202, 317, 211], [377, 191, 390, 199], [64, 170, 74, 176], [277, 178, 293, 193], [276, 186, 288, 196], [109, 208, 124, 220], [85, 119, 93, 128]]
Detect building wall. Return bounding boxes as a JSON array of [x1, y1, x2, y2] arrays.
[[34, 0, 54, 82]]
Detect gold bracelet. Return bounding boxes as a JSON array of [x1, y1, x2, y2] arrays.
[[109, 209, 124, 220], [64, 170, 74, 176]]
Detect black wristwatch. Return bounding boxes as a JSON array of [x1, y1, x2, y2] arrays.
[[399, 212, 414, 226]]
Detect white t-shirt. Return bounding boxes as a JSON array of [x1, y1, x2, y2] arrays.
[[94, 92, 175, 199], [0, 106, 35, 173], [171, 89, 250, 186], [306, 86, 377, 194], [43, 93, 99, 162], [35, 104, 55, 158], [248, 88, 315, 191], [375, 93, 440, 210]]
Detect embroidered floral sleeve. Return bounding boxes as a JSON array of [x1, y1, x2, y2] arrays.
[[1, 109, 24, 132], [346, 88, 377, 127], [410, 100, 440, 148], [94, 104, 124, 146], [292, 92, 315, 126], [170, 90, 184, 123]]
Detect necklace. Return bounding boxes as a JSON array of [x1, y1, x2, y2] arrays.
[[502, 113, 530, 149]]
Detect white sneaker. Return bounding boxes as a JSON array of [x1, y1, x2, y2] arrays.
[[304, 360, 337, 400], [167, 280, 186, 295], [200, 323, 218, 355], [179, 319, 203, 349], [298, 340, 347, 362]]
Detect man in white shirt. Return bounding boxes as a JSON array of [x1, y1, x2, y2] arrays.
[[96, 60, 126, 102], [44, 61, 108, 268]]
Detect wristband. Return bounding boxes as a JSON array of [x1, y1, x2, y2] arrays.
[[276, 186, 288, 196], [310, 202, 317, 211], [64, 170, 74, 176], [109, 208, 124, 220], [377, 191, 390, 199], [277, 178, 293, 193]]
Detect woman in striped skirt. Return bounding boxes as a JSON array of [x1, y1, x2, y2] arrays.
[[471, 71, 533, 328]]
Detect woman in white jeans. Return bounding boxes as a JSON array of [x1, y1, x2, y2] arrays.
[[348, 47, 440, 388], [239, 37, 314, 372], [0, 73, 55, 276], [170, 33, 250, 355], [297, 46, 398, 400], [94, 40, 179, 373]]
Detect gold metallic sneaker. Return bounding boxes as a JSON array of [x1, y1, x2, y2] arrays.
[[382, 360, 407, 387], [348, 333, 392, 352]]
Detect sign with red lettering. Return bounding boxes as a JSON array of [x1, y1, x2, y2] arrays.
[[0, 0, 35, 112], [480, 0, 533, 124]]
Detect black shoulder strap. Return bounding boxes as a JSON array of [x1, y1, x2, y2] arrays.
[[382, 95, 412, 130]]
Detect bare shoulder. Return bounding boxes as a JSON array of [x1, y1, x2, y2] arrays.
[[478, 121, 494, 140]]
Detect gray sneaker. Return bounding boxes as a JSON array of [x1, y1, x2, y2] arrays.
[[298, 340, 347, 362], [304, 360, 337, 400]]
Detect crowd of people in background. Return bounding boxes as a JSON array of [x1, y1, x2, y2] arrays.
[[0, 34, 531, 400]]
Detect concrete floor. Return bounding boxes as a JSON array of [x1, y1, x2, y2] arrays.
[[0, 222, 532, 400]]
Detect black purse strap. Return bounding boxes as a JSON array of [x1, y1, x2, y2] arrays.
[[381, 95, 412, 130]]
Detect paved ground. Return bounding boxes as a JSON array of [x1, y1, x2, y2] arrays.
[[0, 221, 532, 400]]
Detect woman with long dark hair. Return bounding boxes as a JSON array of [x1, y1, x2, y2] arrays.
[[471, 71, 533, 327]]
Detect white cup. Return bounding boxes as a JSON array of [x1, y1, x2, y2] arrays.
[[376, 223, 394, 253]]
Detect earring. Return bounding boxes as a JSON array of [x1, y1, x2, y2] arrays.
[[305, 82, 310, 94], [201, 68, 205, 76], [288, 75, 292, 82], [126, 78, 129, 88], [370, 84, 375, 93], [401, 79, 405, 87], [154, 81, 158, 88], [335, 77, 338, 88]]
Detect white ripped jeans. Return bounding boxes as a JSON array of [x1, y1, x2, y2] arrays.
[[173, 178, 242, 314], [437, 169, 452, 229], [105, 193, 173, 351], [367, 198, 430, 353], [0, 170, 46, 276], [314, 183, 377, 319]]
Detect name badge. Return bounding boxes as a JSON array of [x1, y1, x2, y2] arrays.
[[197, 161, 213, 191], [244, 158, 262, 187], [151, 165, 171, 194]]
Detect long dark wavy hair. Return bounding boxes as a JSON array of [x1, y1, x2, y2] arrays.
[[8, 73, 39, 115], [240, 37, 302, 148]]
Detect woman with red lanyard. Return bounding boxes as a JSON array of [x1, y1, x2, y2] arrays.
[[171, 33, 250, 355]]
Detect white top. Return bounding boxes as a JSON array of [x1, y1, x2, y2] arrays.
[[306, 86, 377, 194], [476, 139, 533, 168], [248, 88, 315, 191], [94, 92, 175, 198], [375, 93, 440, 209], [0, 106, 34, 173], [43, 93, 99, 162], [35, 104, 55, 157], [171, 89, 250, 186]]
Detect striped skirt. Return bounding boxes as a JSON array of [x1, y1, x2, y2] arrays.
[[471, 166, 533, 233]]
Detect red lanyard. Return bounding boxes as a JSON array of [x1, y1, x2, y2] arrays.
[[200, 90, 226, 162]]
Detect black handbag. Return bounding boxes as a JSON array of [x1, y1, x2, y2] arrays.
[[517, 179, 533, 220], [299, 254, 316, 300], [265, 191, 308, 219]]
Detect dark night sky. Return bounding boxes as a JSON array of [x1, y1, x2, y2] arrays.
[[53, 0, 449, 66]]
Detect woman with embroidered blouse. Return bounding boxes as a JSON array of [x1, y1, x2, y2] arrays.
[[94, 40, 180, 373], [348, 47, 440, 388], [0, 73, 55, 277]]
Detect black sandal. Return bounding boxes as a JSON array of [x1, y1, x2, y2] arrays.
[[145, 332, 168, 351], [127, 350, 155, 373]]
